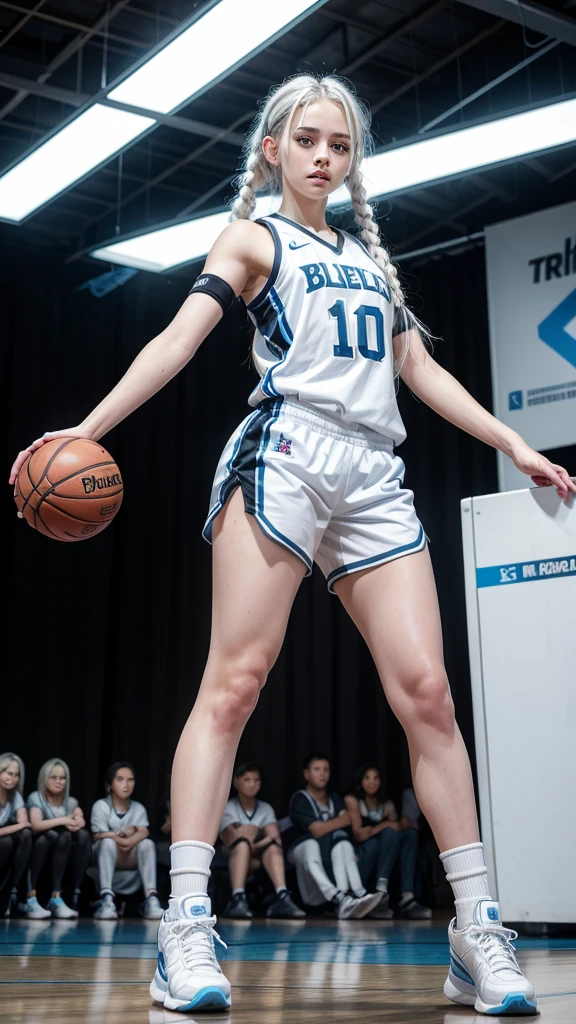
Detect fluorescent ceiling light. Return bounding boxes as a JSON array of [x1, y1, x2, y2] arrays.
[[92, 211, 231, 273], [356, 96, 576, 199], [91, 197, 280, 272], [0, 0, 325, 223], [109, 0, 326, 115], [0, 106, 154, 222], [91, 96, 576, 273]]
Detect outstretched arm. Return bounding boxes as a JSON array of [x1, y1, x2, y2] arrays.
[[395, 329, 576, 500], [9, 219, 272, 485]]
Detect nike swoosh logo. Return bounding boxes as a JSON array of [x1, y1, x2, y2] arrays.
[[288, 240, 309, 250]]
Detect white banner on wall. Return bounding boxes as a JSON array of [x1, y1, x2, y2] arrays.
[[485, 200, 576, 491]]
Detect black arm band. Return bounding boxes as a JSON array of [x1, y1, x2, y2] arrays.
[[189, 273, 236, 314], [392, 304, 408, 337]]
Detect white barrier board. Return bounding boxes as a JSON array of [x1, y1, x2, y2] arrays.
[[461, 484, 575, 922]]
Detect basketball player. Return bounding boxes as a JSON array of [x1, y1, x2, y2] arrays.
[[10, 74, 575, 1014]]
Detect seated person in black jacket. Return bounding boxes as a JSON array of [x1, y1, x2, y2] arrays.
[[287, 752, 382, 919]]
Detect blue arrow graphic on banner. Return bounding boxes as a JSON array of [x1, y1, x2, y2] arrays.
[[538, 287, 576, 369]]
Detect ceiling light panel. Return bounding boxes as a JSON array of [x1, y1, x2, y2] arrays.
[[91, 97, 576, 273], [108, 0, 327, 115], [0, 0, 326, 223], [0, 106, 154, 223]]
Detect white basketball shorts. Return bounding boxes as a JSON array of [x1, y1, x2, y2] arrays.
[[203, 398, 427, 593]]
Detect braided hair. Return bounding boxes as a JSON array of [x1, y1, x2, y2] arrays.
[[229, 73, 432, 374]]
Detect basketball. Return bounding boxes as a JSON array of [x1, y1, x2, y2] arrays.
[[14, 437, 124, 542]]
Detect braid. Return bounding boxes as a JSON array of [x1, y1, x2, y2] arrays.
[[347, 165, 404, 308], [229, 148, 259, 222], [347, 165, 434, 373]]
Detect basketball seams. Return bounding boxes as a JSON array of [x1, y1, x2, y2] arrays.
[[16, 440, 123, 542], [33, 500, 63, 540], [48, 487, 123, 501], [34, 461, 120, 514], [40, 495, 117, 525], [33, 438, 80, 488]]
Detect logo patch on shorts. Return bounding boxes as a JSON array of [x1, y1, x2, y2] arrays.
[[273, 435, 293, 456]]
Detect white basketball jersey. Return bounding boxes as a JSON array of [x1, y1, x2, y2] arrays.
[[246, 213, 406, 445]]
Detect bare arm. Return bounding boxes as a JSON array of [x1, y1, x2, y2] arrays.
[[252, 821, 282, 851], [9, 219, 273, 484], [29, 807, 74, 832], [344, 795, 398, 843], [395, 329, 576, 499], [93, 831, 122, 843], [308, 810, 351, 839], [0, 821, 29, 836], [117, 826, 149, 851]]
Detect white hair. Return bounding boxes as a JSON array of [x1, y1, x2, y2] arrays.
[[37, 757, 72, 816], [229, 73, 432, 375], [0, 752, 25, 794]]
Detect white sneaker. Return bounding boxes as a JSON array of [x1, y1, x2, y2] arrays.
[[338, 891, 383, 919], [150, 894, 231, 1012], [141, 894, 164, 920], [47, 895, 79, 919], [94, 894, 118, 920], [18, 896, 51, 920], [444, 899, 538, 1015]]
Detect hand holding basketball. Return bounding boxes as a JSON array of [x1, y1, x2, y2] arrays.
[[9, 426, 91, 487], [12, 434, 123, 542]]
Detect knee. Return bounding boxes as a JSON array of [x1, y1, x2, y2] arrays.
[[56, 829, 73, 848], [39, 830, 58, 847], [206, 653, 269, 733], [100, 838, 117, 858], [19, 828, 33, 852], [0, 835, 14, 855], [395, 665, 455, 736], [337, 840, 355, 857], [75, 828, 90, 847], [137, 838, 155, 857], [301, 838, 321, 861]]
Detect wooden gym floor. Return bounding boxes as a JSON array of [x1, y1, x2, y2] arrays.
[[1, 914, 575, 1022]]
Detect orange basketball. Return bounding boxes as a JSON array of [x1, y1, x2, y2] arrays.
[[14, 438, 124, 542]]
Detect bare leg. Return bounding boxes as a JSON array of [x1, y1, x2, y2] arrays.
[[260, 825, 287, 890], [171, 489, 307, 844], [221, 825, 258, 892], [334, 547, 478, 852]]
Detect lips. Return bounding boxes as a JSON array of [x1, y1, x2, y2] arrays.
[[308, 172, 330, 181]]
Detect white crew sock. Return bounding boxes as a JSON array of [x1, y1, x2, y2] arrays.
[[232, 888, 245, 897], [170, 840, 214, 898], [376, 877, 388, 893], [439, 842, 492, 929]]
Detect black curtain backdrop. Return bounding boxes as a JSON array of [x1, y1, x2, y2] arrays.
[[4, 241, 574, 829]]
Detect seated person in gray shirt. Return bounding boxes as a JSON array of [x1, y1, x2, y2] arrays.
[[288, 753, 383, 919], [27, 757, 91, 919], [90, 761, 162, 921], [219, 762, 303, 920], [0, 752, 32, 918]]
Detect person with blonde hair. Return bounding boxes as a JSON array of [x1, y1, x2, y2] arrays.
[[0, 753, 32, 917], [10, 72, 574, 1013], [26, 758, 91, 918]]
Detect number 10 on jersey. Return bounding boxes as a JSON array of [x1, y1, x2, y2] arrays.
[[329, 300, 386, 362]]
